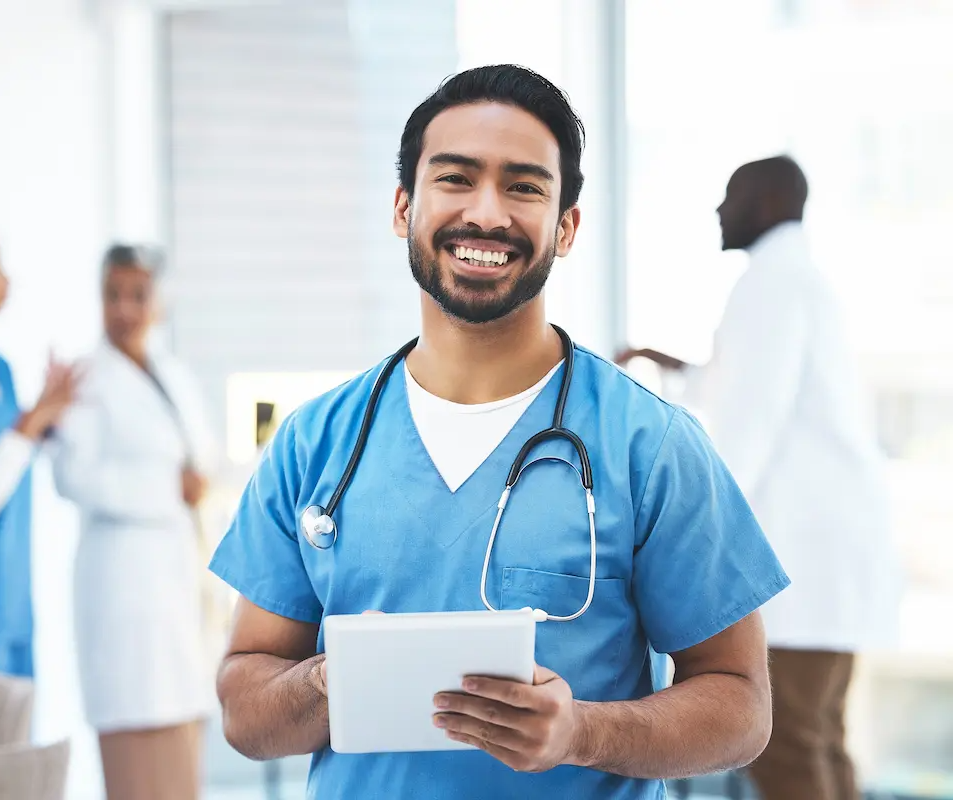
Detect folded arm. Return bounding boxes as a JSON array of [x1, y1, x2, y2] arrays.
[[52, 398, 182, 521], [569, 611, 772, 778], [217, 597, 328, 761]]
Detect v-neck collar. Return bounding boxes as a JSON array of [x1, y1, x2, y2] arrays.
[[379, 356, 571, 548]]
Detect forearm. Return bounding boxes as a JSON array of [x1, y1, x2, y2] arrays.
[[15, 409, 51, 440], [640, 349, 690, 372], [54, 455, 183, 521], [218, 652, 329, 761], [568, 672, 771, 779]]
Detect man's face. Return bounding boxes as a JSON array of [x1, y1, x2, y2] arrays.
[[393, 102, 578, 324], [717, 171, 762, 252]]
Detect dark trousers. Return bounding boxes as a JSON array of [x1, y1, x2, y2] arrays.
[[748, 648, 858, 800]]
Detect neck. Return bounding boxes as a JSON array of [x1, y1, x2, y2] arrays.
[[406, 293, 562, 404], [112, 340, 148, 370]]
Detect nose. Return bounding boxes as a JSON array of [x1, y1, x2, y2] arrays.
[[461, 182, 511, 232], [114, 300, 141, 323]]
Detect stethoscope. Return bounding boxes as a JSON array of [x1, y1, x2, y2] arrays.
[[300, 325, 596, 623]]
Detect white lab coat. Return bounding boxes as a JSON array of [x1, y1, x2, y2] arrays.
[[683, 222, 899, 652], [52, 340, 218, 731]]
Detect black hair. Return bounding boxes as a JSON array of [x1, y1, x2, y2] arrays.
[[397, 64, 585, 214], [101, 243, 164, 281], [742, 155, 809, 220]]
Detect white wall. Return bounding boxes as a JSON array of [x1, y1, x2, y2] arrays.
[[0, 0, 108, 796]]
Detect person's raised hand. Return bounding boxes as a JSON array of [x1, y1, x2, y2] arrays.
[[16, 355, 82, 439]]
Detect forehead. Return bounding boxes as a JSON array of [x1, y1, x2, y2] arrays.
[[104, 266, 153, 287], [420, 102, 561, 174]]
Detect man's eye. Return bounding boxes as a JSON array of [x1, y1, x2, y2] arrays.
[[511, 183, 542, 195], [437, 174, 469, 185]]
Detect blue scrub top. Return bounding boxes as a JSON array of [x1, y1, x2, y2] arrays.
[[0, 356, 34, 678], [211, 345, 789, 800]]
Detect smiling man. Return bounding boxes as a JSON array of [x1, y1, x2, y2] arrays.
[[210, 65, 790, 799]]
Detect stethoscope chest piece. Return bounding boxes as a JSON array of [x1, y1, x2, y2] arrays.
[[301, 505, 337, 550]]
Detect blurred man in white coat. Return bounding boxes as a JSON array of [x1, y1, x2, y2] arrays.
[[616, 156, 898, 800]]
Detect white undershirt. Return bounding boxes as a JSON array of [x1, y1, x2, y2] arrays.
[[404, 362, 562, 493]]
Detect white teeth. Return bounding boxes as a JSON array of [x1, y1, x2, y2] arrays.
[[451, 246, 511, 265]]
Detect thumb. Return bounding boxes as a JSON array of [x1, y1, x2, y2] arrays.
[[533, 663, 559, 685], [320, 659, 328, 688]]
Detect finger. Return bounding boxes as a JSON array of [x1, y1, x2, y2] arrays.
[[435, 713, 526, 751], [433, 693, 529, 731], [459, 676, 538, 710], [442, 730, 528, 771]]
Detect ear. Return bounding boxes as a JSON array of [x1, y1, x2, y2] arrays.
[[555, 206, 581, 258], [393, 186, 411, 239]]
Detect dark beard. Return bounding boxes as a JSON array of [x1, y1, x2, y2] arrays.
[[408, 223, 556, 324]]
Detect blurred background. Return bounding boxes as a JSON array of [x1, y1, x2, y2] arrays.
[[0, 0, 951, 798]]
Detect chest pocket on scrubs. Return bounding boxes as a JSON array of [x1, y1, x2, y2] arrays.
[[502, 569, 633, 700], [491, 449, 639, 701]]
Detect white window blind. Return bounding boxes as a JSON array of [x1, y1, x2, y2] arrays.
[[164, 1, 456, 431]]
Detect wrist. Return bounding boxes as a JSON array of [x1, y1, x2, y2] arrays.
[[565, 700, 597, 768], [14, 410, 48, 441]]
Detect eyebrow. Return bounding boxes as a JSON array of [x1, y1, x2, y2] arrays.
[[428, 152, 555, 183]]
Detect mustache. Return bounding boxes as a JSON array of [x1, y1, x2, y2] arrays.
[[432, 226, 533, 257]]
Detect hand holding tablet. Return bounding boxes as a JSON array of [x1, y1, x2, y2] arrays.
[[323, 609, 542, 754], [431, 661, 579, 773]]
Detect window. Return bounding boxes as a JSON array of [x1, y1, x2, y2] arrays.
[[625, 2, 953, 791]]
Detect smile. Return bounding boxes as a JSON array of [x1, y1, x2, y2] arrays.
[[451, 245, 509, 266], [444, 241, 519, 270]]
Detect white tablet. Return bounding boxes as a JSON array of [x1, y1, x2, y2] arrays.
[[323, 609, 537, 754]]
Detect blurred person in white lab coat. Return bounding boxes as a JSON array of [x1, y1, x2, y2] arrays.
[[0, 252, 79, 680], [616, 156, 897, 800], [53, 244, 218, 800]]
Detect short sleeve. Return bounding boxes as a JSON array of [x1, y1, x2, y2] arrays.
[[633, 409, 790, 654], [209, 414, 323, 624]]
